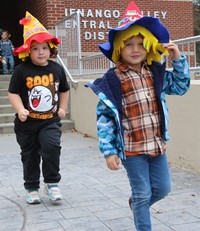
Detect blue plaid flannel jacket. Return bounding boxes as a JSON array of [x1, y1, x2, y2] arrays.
[[86, 54, 190, 160]]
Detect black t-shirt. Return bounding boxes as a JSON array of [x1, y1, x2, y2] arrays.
[[8, 60, 70, 120]]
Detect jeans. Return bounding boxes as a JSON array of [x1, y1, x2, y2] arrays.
[[122, 153, 171, 231], [2, 55, 15, 74]]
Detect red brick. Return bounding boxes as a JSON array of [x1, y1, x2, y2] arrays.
[[17, 0, 194, 53]]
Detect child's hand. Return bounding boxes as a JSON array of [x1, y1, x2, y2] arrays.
[[0, 56, 6, 64], [105, 154, 121, 170], [163, 43, 181, 60], [18, 108, 29, 122], [58, 107, 66, 119], [2, 58, 6, 65]]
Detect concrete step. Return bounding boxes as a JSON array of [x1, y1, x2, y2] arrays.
[[61, 119, 75, 131], [0, 122, 14, 134], [0, 96, 10, 104], [0, 105, 14, 113], [0, 119, 74, 134], [0, 74, 11, 80], [0, 81, 11, 89], [0, 113, 15, 123], [0, 89, 8, 96]]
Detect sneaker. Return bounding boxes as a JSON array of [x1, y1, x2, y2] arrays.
[[26, 189, 41, 204], [44, 184, 63, 201], [129, 196, 133, 211]]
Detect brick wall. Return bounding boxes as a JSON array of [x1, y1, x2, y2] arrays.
[[17, 0, 48, 27], [17, 0, 194, 53], [63, 0, 194, 53], [17, 0, 66, 31]]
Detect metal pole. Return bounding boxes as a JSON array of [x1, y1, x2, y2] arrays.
[[76, 11, 82, 78]]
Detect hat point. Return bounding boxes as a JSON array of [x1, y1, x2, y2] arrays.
[[118, 1, 143, 28]]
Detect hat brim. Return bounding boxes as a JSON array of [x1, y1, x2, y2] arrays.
[[99, 17, 170, 62], [14, 33, 60, 56]]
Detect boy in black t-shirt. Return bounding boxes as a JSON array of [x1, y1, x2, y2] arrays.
[[8, 12, 70, 204]]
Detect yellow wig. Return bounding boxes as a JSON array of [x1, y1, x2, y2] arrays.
[[112, 25, 169, 65]]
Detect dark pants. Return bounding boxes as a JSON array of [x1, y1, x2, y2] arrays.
[[14, 119, 62, 190]]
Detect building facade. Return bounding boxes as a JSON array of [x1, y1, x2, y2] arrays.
[[1, 0, 194, 55]]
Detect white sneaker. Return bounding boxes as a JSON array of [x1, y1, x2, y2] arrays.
[[26, 189, 41, 204], [44, 184, 63, 201]]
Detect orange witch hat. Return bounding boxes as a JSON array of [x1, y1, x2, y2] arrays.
[[14, 11, 60, 59]]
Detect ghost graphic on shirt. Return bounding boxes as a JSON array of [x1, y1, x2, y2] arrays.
[[28, 86, 53, 112]]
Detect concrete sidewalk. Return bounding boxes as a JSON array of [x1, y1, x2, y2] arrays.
[[0, 131, 200, 231]]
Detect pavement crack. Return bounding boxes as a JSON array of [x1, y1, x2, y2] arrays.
[[0, 194, 26, 231]]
